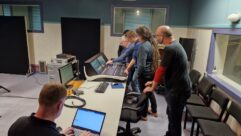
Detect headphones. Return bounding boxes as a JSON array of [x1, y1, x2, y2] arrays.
[[64, 95, 86, 108]]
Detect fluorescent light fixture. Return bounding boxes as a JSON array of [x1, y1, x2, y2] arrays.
[[136, 10, 140, 16]]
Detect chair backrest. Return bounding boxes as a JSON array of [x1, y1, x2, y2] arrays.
[[189, 69, 201, 88], [209, 88, 229, 120], [226, 101, 241, 125], [197, 76, 214, 98], [137, 93, 148, 107]]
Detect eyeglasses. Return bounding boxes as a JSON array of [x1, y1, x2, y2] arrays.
[[153, 34, 163, 38]]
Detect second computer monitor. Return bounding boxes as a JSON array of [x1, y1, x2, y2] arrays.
[[59, 63, 75, 85]]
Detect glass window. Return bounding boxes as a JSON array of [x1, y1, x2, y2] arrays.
[[112, 5, 167, 35], [0, 3, 43, 32], [214, 34, 241, 86]]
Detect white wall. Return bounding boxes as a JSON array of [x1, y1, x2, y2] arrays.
[[27, 23, 62, 64], [187, 28, 212, 74]]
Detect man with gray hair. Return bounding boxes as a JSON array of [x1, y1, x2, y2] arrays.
[[144, 25, 191, 136]]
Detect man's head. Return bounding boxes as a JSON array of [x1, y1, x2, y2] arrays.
[[126, 30, 137, 43], [38, 83, 67, 119], [155, 25, 173, 45]]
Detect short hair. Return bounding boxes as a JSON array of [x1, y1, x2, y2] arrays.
[[125, 30, 137, 38], [160, 25, 173, 38], [38, 83, 67, 107], [122, 29, 130, 35], [163, 30, 172, 38]]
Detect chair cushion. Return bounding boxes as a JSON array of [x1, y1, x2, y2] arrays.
[[187, 105, 219, 120], [197, 119, 236, 136], [187, 94, 206, 106], [120, 109, 140, 123]]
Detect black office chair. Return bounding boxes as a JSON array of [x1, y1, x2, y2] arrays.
[[196, 101, 241, 136], [184, 88, 229, 136], [189, 69, 201, 93], [186, 76, 214, 107], [117, 92, 148, 136]]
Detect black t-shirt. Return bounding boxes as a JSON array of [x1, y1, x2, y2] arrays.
[[8, 113, 63, 136], [161, 40, 191, 97]]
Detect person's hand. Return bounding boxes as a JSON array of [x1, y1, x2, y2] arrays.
[[80, 131, 93, 136], [143, 86, 154, 93], [62, 127, 74, 136], [124, 69, 129, 75], [145, 81, 153, 87], [106, 60, 113, 65]]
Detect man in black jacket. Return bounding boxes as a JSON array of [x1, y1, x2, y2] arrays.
[[144, 25, 191, 136], [8, 83, 92, 136]]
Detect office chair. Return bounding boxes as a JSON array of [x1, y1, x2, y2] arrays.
[[195, 100, 241, 136], [186, 76, 214, 107], [117, 92, 148, 136], [184, 88, 229, 136], [189, 69, 201, 93], [0, 85, 11, 92]]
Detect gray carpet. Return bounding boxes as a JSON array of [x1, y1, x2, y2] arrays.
[[0, 73, 193, 136]]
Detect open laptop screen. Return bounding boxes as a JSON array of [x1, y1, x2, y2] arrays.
[[72, 108, 106, 134]]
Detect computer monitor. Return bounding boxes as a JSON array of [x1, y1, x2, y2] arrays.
[[90, 59, 102, 74], [72, 108, 106, 134], [59, 63, 75, 85], [97, 55, 106, 66]]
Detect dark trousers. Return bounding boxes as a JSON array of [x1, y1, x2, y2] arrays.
[[139, 73, 157, 117], [126, 67, 135, 90], [165, 93, 187, 136]]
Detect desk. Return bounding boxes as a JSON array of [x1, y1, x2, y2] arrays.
[[56, 81, 126, 136]]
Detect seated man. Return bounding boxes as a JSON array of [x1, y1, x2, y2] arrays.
[[8, 83, 92, 136]]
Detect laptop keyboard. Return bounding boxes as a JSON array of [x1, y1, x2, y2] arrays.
[[74, 129, 99, 136]]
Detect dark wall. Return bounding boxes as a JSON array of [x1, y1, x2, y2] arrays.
[[2, 0, 191, 26], [61, 18, 100, 79], [0, 16, 29, 75]]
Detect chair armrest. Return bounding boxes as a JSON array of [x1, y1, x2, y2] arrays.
[[122, 106, 141, 111]]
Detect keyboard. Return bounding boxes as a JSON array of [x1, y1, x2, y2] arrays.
[[95, 82, 109, 93], [102, 64, 125, 76], [74, 129, 99, 136]]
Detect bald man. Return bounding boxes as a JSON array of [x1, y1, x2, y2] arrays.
[[144, 26, 191, 136]]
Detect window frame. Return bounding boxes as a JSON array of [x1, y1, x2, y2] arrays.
[[207, 28, 241, 103], [111, 4, 169, 36], [0, 1, 44, 33]]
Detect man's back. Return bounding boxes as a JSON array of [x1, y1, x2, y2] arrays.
[[8, 113, 61, 136], [161, 40, 191, 96]]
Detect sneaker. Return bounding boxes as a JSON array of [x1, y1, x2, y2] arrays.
[[148, 109, 158, 117], [141, 116, 148, 121]]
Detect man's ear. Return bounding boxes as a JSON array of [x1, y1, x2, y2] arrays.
[[56, 101, 63, 111]]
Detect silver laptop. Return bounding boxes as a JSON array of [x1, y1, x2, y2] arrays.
[[72, 108, 106, 136]]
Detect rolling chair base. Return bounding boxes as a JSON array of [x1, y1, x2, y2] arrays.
[[117, 123, 141, 136]]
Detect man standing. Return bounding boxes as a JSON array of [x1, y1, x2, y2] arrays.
[[144, 26, 191, 136], [8, 83, 92, 136]]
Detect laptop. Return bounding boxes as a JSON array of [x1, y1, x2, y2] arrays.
[[72, 108, 106, 136]]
